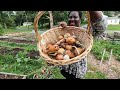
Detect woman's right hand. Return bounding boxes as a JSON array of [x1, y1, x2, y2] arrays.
[[58, 21, 67, 28]]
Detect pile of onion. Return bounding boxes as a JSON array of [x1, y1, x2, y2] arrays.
[[43, 33, 85, 60]]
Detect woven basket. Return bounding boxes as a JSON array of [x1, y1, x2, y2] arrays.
[[34, 11, 93, 66]]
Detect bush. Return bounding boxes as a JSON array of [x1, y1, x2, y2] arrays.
[[0, 24, 4, 35]]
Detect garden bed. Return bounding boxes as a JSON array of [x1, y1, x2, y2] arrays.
[[0, 46, 39, 59]]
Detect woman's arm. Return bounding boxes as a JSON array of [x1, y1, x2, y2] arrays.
[[89, 11, 108, 37]]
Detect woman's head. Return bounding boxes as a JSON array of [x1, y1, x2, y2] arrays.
[[68, 11, 82, 27]]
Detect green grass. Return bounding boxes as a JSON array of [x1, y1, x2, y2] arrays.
[[0, 50, 42, 75], [3, 28, 32, 34], [84, 71, 107, 79], [107, 25, 120, 30]]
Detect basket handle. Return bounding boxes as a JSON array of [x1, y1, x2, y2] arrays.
[[34, 11, 91, 42], [34, 11, 45, 42], [86, 11, 91, 34]]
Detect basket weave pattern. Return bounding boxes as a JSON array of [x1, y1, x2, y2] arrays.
[[34, 11, 93, 66]]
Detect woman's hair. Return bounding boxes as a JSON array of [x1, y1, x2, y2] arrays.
[[69, 11, 82, 19]]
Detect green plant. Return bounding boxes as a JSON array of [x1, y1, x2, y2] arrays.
[[92, 40, 120, 62], [92, 40, 109, 61]]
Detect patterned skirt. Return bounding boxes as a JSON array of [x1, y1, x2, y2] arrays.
[[59, 57, 87, 78]]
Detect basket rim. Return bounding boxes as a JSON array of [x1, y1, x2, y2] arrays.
[[41, 26, 87, 37]]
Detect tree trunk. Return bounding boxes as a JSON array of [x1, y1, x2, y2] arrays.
[[48, 11, 53, 28]]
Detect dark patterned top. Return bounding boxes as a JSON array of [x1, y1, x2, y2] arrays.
[[59, 12, 108, 78]]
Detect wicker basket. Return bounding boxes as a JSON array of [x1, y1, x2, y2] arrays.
[[34, 11, 93, 66]]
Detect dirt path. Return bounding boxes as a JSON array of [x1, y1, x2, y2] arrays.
[[87, 53, 120, 79]]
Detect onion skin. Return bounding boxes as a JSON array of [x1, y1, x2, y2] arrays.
[[64, 33, 71, 38], [56, 54, 64, 60], [58, 35, 64, 40], [57, 48, 65, 54], [77, 48, 85, 54], [65, 50, 75, 58], [47, 44, 52, 49], [66, 37, 76, 45], [65, 45, 72, 50], [63, 55, 70, 60], [47, 45, 59, 52]]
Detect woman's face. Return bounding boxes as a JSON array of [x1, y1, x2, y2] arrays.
[[68, 11, 80, 27]]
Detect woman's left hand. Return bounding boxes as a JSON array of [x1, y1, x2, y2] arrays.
[[58, 21, 67, 28]]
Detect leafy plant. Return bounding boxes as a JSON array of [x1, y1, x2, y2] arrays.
[[92, 40, 120, 62]]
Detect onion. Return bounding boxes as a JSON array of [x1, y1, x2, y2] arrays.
[[47, 43, 52, 49], [64, 33, 71, 38], [65, 45, 72, 50], [66, 37, 76, 45], [63, 55, 70, 60], [56, 54, 64, 60], [58, 35, 64, 40], [57, 48, 65, 54], [48, 45, 59, 52], [78, 48, 85, 54], [65, 50, 75, 58]]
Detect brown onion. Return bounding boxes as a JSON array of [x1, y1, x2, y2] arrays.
[[58, 35, 64, 40], [56, 54, 64, 60], [66, 37, 76, 45], [65, 50, 75, 58], [65, 45, 72, 50]]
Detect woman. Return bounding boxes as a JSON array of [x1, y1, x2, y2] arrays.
[[59, 11, 108, 79]]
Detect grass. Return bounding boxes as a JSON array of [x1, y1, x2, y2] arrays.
[[84, 63, 107, 79], [3, 28, 32, 35], [0, 42, 40, 75], [107, 25, 120, 30], [84, 71, 107, 79]]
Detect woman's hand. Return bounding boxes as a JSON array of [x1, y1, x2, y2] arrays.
[[58, 21, 67, 28]]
